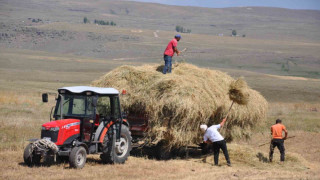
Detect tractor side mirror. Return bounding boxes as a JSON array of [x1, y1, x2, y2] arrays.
[[92, 96, 98, 107], [42, 93, 48, 103]]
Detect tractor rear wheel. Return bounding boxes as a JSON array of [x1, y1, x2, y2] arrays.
[[100, 125, 132, 164], [23, 143, 41, 166], [69, 146, 87, 169]]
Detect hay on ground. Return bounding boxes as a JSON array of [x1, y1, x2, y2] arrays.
[[91, 63, 268, 148]]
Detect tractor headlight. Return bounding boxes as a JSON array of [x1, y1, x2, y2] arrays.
[[50, 127, 60, 131]]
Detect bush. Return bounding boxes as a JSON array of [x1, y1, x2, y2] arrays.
[[175, 25, 191, 33], [32, 18, 42, 23], [232, 29, 237, 36], [83, 17, 89, 24], [94, 19, 116, 26]]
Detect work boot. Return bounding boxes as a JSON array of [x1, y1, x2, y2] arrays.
[[227, 163, 232, 167]]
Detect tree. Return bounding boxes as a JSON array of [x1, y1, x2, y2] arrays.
[[176, 25, 191, 33], [83, 17, 89, 24], [232, 29, 237, 36], [175, 25, 181, 32]]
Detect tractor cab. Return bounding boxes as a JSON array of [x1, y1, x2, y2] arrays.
[[52, 86, 122, 143]]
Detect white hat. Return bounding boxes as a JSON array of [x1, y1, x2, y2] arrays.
[[200, 124, 207, 132]]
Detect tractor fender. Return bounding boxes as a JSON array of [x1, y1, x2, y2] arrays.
[[63, 134, 80, 145], [75, 142, 89, 154], [97, 120, 129, 143], [98, 121, 115, 143], [94, 121, 108, 142], [122, 119, 129, 127]]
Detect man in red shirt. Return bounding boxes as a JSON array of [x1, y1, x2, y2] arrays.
[[163, 35, 181, 74], [269, 119, 288, 163]]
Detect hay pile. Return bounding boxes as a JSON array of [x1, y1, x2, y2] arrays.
[[91, 63, 268, 148]]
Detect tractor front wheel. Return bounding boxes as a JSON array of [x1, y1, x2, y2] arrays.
[[23, 143, 41, 166], [69, 146, 87, 169], [23, 144, 41, 166]]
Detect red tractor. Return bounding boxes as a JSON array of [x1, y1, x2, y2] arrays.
[[23, 86, 132, 168]]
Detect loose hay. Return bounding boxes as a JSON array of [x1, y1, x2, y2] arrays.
[[91, 63, 268, 148], [228, 77, 249, 105], [202, 144, 309, 170]]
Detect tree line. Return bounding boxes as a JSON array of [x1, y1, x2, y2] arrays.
[[83, 17, 116, 26]]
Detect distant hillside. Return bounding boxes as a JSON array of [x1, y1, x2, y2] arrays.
[[0, 0, 320, 41], [0, 0, 320, 79]]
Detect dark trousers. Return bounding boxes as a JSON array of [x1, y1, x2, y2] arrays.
[[212, 140, 230, 165], [163, 55, 172, 74], [269, 139, 285, 162]]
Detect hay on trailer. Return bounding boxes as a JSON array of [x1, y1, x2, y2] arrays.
[[91, 63, 268, 148]]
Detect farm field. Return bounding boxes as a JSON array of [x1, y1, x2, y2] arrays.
[[0, 89, 319, 179], [0, 52, 319, 179], [1, 0, 320, 179]]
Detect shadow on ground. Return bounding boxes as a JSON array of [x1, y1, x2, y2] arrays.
[[130, 144, 209, 160]]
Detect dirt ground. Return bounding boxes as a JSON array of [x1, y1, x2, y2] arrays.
[[0, 131, 319, 180]]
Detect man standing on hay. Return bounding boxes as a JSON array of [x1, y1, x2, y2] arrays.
[[162, 34, 181, 74], [269, 119, 288, 164], [200, 118, 231, 167]]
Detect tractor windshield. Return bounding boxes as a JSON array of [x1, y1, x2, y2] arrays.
[[54, 94, 94, 118]]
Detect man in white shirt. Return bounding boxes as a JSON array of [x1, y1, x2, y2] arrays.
[[200, 118, 231, 166]]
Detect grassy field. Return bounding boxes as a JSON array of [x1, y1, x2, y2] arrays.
[[0, 48, 319, 179], [0, 28, 320, 180], [0, 92, 319, 179]]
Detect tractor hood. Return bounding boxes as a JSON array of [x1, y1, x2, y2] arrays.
[[42, 119, 80, 130], [41, 119, 81, 145]]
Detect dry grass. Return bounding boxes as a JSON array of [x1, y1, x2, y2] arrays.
[[0, 92, 53, 151], [203, 144, 308, 169], [0, 72, 319, 180], [261, 102, 320, 133], [92, 63, 268, 147], [0, 144, 317, 180]]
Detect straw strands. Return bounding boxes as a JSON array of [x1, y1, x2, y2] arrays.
[[91, 63, 268, 148], [228, 77, 249, 105]]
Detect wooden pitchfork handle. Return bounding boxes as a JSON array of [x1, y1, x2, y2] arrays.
[[258, 136, 296, 147], [180, 48, 187, 53], [225, 101, 234, 119]]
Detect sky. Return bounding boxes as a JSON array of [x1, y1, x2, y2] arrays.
[[129, 0, 320, 10]]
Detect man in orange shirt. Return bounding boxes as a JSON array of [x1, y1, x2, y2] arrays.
[[269, 119, 288, 163]]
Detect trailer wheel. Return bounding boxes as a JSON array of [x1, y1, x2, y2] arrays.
[[100, 125, 132, 164], [69, 146, 87, 169], [23, 143, 41, 166]]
